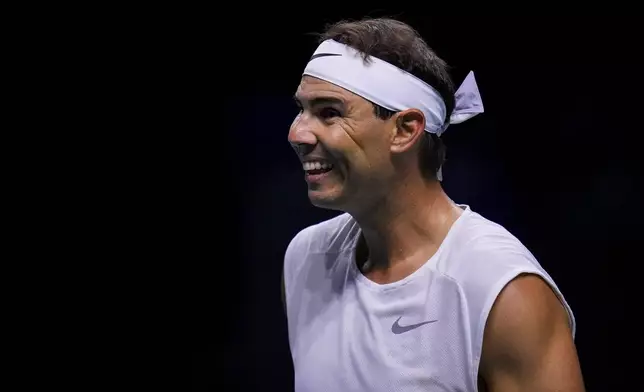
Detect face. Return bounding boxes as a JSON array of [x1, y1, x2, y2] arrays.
[[288, 76, 396, 212]]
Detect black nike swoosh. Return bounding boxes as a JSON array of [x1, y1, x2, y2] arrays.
[[309, 53, 341, 61], [391, 316, 438, 334]]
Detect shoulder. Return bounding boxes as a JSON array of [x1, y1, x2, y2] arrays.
[[485, 274, 573, 340], [285, 212, 357, 258], [283, 212, 358, 280], [483, 274, 574, 348], [439, 209, 544, 288], [479, 274, 584, 390], [282, 212, 358, 305], [436, 208, 576, 354]]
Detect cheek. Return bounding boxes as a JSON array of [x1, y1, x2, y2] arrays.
[[317, 124, 355, 155], [350, 126, 390, 163], [319, 119, 386, 170]]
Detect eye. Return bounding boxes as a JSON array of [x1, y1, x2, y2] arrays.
[[318, 107, 341, 119]]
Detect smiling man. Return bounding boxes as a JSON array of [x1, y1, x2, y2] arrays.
[[282, 17, 585, 392]]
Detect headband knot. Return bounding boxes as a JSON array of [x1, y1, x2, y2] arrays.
[[444, 71, 485, 133]]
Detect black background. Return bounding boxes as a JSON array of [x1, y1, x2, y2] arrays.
[[167, 10, 642, 391]]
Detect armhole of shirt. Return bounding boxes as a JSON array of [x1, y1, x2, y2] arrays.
[[470, 268, 576, 388]]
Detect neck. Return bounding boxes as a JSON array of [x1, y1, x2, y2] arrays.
[[352, 176, 462, 277]]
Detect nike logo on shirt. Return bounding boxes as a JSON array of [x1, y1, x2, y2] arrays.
[[391, 316, 438, 334]]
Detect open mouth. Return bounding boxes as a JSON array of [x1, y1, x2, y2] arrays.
[[303, 161, 334, 176]]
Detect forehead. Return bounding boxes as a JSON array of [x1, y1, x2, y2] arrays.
[[295, 76, 365, 105]]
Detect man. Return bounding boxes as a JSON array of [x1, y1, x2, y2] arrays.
[[282, 18, 584, 391]]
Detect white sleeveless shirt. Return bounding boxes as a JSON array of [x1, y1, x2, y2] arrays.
[[283, 206, 575, 392]]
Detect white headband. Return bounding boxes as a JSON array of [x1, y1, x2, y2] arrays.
[[303, 39, 484, 137]]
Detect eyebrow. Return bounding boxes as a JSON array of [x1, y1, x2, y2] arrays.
[[293, 95, 346, 108]]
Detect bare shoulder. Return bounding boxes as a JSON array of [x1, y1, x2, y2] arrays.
[[479, 274, 585, 391]]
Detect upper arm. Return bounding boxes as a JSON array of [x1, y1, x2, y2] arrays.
[[479, 274, 585, 392]]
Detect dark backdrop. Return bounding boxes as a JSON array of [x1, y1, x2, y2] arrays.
[[179, 11, 640, 391]]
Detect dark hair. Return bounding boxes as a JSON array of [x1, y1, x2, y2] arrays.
[[319, 17, 454, 180]]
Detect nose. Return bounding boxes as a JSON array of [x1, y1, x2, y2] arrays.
[[288, 112, 317, 154]]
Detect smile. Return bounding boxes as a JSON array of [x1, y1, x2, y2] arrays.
[[303, 160, 334, 175]]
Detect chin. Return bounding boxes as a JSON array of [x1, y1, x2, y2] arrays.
[[307, 189, 347, 211]]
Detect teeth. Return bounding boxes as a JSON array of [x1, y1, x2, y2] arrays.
[[303, 161, 333, 171]]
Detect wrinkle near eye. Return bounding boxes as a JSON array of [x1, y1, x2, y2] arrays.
[[340, 118, 369, 157]]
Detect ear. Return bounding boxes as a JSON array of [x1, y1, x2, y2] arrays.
[[390, 109, 426, 154]]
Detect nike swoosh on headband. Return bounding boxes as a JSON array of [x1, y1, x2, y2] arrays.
[[309, 53, 341, 61]]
